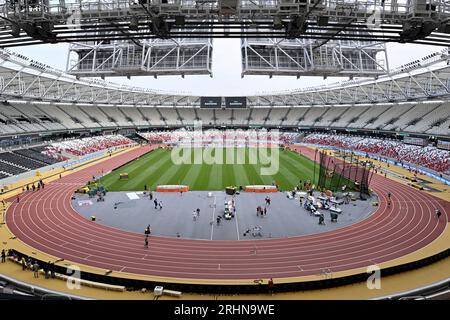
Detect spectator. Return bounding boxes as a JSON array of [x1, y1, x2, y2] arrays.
[[33, 261, 39, 278]]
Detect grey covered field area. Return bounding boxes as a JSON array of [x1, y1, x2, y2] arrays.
[[73, 191, 377, 240]]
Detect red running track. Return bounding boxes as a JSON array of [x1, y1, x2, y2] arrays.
[[6, 145, 450, 280]]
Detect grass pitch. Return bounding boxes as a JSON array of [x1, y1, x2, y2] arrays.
[[99, 147, 348, 191]]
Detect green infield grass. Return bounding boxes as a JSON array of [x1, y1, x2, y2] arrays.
[[98, 147, 353, 191]]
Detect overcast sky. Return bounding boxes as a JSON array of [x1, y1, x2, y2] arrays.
[[13, 40, 440, 96]]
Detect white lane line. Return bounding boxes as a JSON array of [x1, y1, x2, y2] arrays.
[[235, 204, 240, 241], [210, 195, 216, 240]]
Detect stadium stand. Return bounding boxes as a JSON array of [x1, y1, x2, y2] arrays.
[[120, 107, 149, 126], [0, 159, 27, 175], [13, 148, 61, 165], [0, 102, 448, 137], [0, 152, 43, 170], [303, 133, 450, 174], [0, 172, 10, 179], [232, 109, 251, 126], [42, 135, 134, 157], [138, 130, 299, 146], [77, 106, 113, 128]]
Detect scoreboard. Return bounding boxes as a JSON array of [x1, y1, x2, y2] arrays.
[[225, 97, 247, 108], [200, 97, 222, 108], [200, 97, 247, 108]]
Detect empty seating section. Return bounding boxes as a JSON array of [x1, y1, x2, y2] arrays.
[[431, 118, 450, 136], [232, 109, 250, 126], [63, 105, 98, 128], [159, 108, 182, 126], [390, 104, 432, 132], [346, 105, 389, 129], [285, 108, 308, 126], [303, 133, 450, 174], [196, 109, 214, 125], [120, 107, 148, 126], [177, 108, 196, 126], [298, 107, 324, 126], [78, 106, 114, 128], [313, 107, 334, 127], [43, 134, 134, 157], [268, 108, 289, 126], [0, 152, 43, 170], [366, 105, 410, 131], [0, 161, 26, 176], [0, 113, 22, 134], [115, 108, 135, 126], [139, 108, 159, 126], [0, 103, 448, 136], [250, 108, 270, 126], [0, 172, 9, 179], [13, 148, 60, 165], [41, 105, 84, 129], [214, 109, 231, 126], [332, 106, 363, 128], [11, 103, 64, 132], [322, 107, 350, 128], [4, 104, 45, 133], [422, 104, 450, 135], [99, 107, 128, 127]]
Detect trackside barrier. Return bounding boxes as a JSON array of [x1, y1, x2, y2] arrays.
[[0, 264, 87, 300], [7, 257, 125, 292], [163, 289, 182, 297]]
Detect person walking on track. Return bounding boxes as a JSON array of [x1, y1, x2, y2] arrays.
[[268, 278, 274, 295]]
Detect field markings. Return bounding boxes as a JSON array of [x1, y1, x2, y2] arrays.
[[210, 194, 216, 240], [235, 203, 240, 240]]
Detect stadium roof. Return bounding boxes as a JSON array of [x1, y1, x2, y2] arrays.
[[1, 47, 450, 107]]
